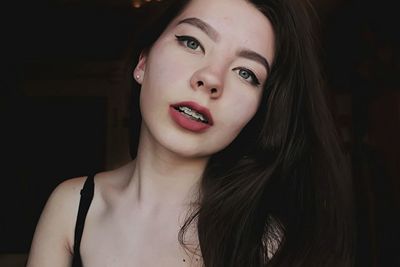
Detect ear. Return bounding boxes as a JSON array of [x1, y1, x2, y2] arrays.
[[133, 52, 147, 84]]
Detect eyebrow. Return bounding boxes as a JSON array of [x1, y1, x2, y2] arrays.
[[177, 17, 220, 42], [177, 17, 271, 75], [237, 49, 271, 75]]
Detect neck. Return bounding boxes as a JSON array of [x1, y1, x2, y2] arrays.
[[128, 126, 208, 209]]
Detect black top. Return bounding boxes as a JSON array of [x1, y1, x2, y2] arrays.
[[72, 174, 95, 267]]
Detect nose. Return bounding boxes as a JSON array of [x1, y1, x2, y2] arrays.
[[190, 66, 224, 99]]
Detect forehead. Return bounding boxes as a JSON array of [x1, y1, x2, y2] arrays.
[[168, 0, 275, 62]]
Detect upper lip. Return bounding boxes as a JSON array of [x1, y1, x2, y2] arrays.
[[171, 101, 214, 125]]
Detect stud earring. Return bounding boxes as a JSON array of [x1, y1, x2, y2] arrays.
[[136, 74, 140, 80]]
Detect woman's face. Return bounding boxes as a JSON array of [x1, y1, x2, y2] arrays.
[[135, 0, 275, 158]]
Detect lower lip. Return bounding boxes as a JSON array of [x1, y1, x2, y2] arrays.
[[169, 106, 211, 132]]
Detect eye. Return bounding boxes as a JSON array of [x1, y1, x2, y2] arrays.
[[232, 67, 261, 86], [175, 35, 204, 53]]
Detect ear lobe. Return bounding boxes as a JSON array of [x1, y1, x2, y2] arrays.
[[133, 52, 147, 84]]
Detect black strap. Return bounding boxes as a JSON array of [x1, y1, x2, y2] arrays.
[[72, 174, 95, 267]]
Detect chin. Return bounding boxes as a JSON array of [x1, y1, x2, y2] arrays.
[[141, 119, 237, 159], [160, 137, 213, 159], [161, 134, 237, 160]]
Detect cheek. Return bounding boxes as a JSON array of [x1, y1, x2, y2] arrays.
[[144, 43, 195, 90], [208, 96, 260, 155], [207, 97, 259, 155], [221, 90, 261, 132]]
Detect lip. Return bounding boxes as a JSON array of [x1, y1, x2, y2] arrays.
[[169, 101, 214, 132], [171, 101, 214, 125]]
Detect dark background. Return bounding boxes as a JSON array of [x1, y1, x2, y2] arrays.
[[1, 0, 399, 266]]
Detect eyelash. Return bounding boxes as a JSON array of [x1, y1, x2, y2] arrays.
[[232, 67, 260, 86], [175, 35, 204, 53], [175, 35, 261, 87]]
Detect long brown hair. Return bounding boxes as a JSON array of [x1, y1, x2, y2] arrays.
[[128, 0, 354, 266]]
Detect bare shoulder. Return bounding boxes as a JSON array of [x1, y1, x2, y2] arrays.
[[27, 162, 135, 267], [27, 176, 87, 267]]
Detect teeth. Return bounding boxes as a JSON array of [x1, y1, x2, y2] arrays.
[[177, 106, 208, 123]]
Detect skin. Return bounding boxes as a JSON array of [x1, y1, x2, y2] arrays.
[[26, 0, 275, 266]]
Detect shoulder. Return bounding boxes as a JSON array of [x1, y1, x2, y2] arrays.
[[40, 176, 88, 250], [27, 162, 135, 266], [53, 176, 88, 202], [27, 176, 88, 267], [49, 176, 88, 221]]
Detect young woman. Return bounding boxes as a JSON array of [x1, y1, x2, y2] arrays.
[[27, 0, 354, 266]]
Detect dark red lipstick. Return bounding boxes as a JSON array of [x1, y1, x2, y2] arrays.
[[169, 101, 213, 132]]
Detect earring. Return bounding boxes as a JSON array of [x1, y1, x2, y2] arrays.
[[136, 74, 140, 80]]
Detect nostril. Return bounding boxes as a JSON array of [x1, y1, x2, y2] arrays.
[[210, 88, 218, 94], [197, 81, 204, 87]]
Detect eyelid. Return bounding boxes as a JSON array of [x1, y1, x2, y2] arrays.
[[175, 35, 205, 53]]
